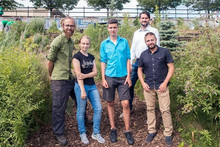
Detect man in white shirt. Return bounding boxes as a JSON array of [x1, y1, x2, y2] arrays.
[[120, 11, 160, 118]]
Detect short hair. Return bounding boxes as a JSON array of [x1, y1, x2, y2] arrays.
[[139, 11, 150, 19], [107, 18, 118, 26], [61, 17, 75, 26], [145, 32, 156, 39]]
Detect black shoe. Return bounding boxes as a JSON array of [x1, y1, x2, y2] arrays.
[[146, 133, 156, 143], [125, 131, 134, 145], [165, 136, 173, 146], [54, 134, 68, 145], [110, 129, 117, 143]]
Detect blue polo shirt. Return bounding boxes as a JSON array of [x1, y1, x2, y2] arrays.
[[100, 36, 130, 77], [138, 46, 173, 89]]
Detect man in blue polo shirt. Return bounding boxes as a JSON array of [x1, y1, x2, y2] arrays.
[[138, 32, 174, 146], [100, 18, 134, 145]]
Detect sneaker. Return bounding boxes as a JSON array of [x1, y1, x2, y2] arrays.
[[92, 133, 105, 143], [54, 134, 68, 145], [110, 129, 117, 143], [165, 136, 173, 146], [125, 131, 134, 145], [80, 133, 89, 144], [146, 133, 156, 143]]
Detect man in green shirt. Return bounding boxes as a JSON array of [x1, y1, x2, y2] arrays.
[[47, 17, 76, 146], [0, 20, 8, 31], [4, 21, 14, 32], [0, 6, 3, 16]]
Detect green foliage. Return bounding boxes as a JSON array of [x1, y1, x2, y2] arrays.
[[178, 125, 215, 146], [118, 13, 136, 46], [183, 0, 220, 14], [133, 17, 140, 27], [0, 30, 19, 51], [152, 5, 161, 28], [191, 18, 201, 30], [170, 27, 220, 145], [33, 33, 43, 44], [9, 21, 27, 41], [0, 0, 23, 9], [86, 0, 130, 10], [0, 48, 51, 146], [84, 23, 108, 52], [30, 0, 79, 17], [137, 0, 181, 13], [32, 33, 50, 53], [177, 17, 184, 26], [47, 21, 60, 34], [159, 20, 181, 50], [26, 19, 45, 36]]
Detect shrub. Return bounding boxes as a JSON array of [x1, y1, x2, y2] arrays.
[[118, 13, 136, 46], [26, 18, 45, 36], [0, 48, 51, 146], [170, 27, 220, 146], [159, 21, 182, 50], [47, 21, 60, 34]]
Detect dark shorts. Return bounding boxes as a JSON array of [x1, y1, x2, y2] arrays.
[[103, 76, 130, 102]]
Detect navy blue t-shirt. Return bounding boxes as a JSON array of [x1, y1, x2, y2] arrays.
[[138, 46, 173, 89], [73, 51, 95, 85]]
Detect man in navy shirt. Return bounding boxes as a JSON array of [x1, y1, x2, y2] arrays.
[[138, 32, 174, 146]]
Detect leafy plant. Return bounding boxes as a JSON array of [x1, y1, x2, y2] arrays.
[[170, 26, 220, 146], [0, 48, 51, 146]]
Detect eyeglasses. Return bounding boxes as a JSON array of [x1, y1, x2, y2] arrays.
[[64, 24, 75, 28]]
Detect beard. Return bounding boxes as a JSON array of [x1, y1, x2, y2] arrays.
[[148, 44, 156, 50], [141, 22, 149, 27], [64, 29, 74, 37]]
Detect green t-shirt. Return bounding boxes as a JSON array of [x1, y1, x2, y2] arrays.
[[47, 33, 75, 80], [6, 21, 14, 26], [0, 7, 3, 15], [2, 20, 8, 27]]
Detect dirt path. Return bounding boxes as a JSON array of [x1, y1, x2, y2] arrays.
[[26, 83, 182, 147]]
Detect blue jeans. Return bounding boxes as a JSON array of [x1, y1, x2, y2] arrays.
[[129, 60, 139, 110], [75, 83, 102, 135]]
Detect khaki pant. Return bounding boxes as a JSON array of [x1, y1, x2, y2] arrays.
[[144, 88, 173, 136]]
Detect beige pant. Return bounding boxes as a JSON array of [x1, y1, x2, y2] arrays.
[[144, 88, 173, 136]]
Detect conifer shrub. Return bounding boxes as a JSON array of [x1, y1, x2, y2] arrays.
[[159, 20, 182, 50]]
